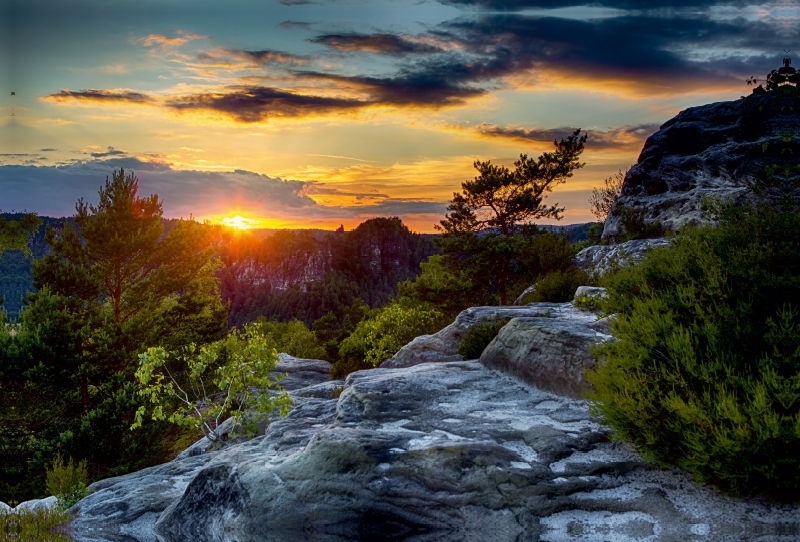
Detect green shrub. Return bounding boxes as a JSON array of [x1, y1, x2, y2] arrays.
[[588, 201, 800, 499], [573, 294, 603, 312], [45, 454, 89, 510], [338, 303, 443, 367], [254, 318, 326, 360], [457, 318, 509, 360], [521, 269, 594, 303], [618, 206, 665, 241], [0, 506, 71, 541]]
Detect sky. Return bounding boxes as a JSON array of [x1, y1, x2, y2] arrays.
[[1, 0, 798, 232]]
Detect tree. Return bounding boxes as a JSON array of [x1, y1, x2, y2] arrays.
[[133, 325, 291, 444], [0, 212, 41, 257], [589, 169, 625, 224], [16, 169, 228, 486], [436, 129, 587, 304]]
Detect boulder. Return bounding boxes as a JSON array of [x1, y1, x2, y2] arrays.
[[574, 238, 671, 275], [573, 286, 607, 299], [273, 354, 332, 391], [480, 317, 610, 398], [70, 360, 800, 542], [381, 303, 599, 368], [602, 88, 800, 244], [14, 495, 58, 513], [0, 501, 10, 511]]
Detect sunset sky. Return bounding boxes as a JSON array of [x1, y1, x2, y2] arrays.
[[1, 0, 797, 232]]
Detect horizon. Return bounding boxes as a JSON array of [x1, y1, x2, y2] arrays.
[[3, 0, 798, 232]]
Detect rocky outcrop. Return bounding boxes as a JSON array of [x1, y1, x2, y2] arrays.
[[14, 495, 58, 513], [573, 238, 671, 275], [602, 88, 800, 243], [480, 317, 611, 398], [70, 357, 800, 542], [273, 354, 332, 391], [381, 303, 599, 368]]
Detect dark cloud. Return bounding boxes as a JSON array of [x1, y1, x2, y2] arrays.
[[42, 89, 155, 104], [89, 146, 127, 158], [165, 86, 365, 122], [279, 0, 317, 5], [198, 48, 312, 67], [39, 148, 57, 152], [474, 122, 660, 150], [279, 20, 318, 29], [436, 0, 754, 10], [311, 33, 443, 55]]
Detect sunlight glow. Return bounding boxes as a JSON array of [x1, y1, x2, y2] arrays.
[[221, 215, 259, 229]]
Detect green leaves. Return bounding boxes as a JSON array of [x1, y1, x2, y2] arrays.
[[589, 201, 800, 499], [133, 324, 291, 444], [0, 212, 41, 257]]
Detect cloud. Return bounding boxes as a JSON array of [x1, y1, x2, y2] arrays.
[[311, 33, 445, 55], [39, 148, 58, 152], [138, 30, 208, 49], [279, 20, 318, 29], [468, 122, 660, 151], [89, 146, 127, 158], [196, 47, 313, 68], [164, 86, 366, 122], [435, 0, 751, 10], [41, 89, 156, 105]]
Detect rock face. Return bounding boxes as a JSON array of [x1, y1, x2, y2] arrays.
[[70, 356, 800, 542], [14, 495, 58, 512], [480, 317, 612, 398], [573, 238, 671, 275], [602, 88, 800, 243], [381, 303, 598, 368], [273, 354, 333, 391]]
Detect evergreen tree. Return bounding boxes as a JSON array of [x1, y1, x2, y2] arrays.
[[436, 129, 586, 304]]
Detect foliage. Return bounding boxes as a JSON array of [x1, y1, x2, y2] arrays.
[[588, 201, 800, 499], [589, 169, 625, 224], [0, 212, 41, 257], [457, 318, 509, 360], [436, 130, 587, 304], [0, 169, 229, 503], [338, 302, 443, 367], [618, 206, 665, 241], [0, 506, 71, 541], [253, 318, 326, 359], [133, 324, 292, 444], [521, 268, 594, 303], [397, 255, 477, 318], [45, 454, 89, 510], [572, 294, 603, 312]]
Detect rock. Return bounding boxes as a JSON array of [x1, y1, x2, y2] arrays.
[[480, 317, 609, 398], [382, 303, 599, 368], [602, 88, 800, 244], [573, 286, 607, 299], [0, 501, 11, 511], [574, 238, 671, 275], [71, 360, 800, 542], [273, 354, 332, 391], [14, 495, 58, 512], [513, 284, 536, 305]]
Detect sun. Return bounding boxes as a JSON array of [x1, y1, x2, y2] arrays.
[[221, 215, 258, 229]]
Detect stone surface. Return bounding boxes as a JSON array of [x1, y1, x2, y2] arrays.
[[381, 303, 599, 368], [513, 284, 536, 305], [273, 354, 332, 391], [480, 316, 611, 398], [15, 495, 58, 512], [602, 89, 800, 243], [0, 500, 11, 511], [574, 238, 671, 275], [573, 286, 607, 299], [70, 359, 800, 542]]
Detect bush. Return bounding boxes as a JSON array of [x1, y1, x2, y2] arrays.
[[45, 454, 89, 510], [254, 318, 326, 359], [457, 318, 509, 360], [588, 201, 800, 499], [521, 269, 594, 303], [338, 303, 443, 367]]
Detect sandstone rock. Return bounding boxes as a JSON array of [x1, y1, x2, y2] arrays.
[[480, 317, 609, 398], [71, 360, 800, 542], [15, 495, 58, 512], [273, 354, 332, 391], [573, 286, 607, 299], [574, 238, 671, 275], [381, 303, 598, 368], [602, 89, 800, 243], [513, 284, 536, 305]]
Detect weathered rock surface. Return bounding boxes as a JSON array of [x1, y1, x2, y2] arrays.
[[0, 500, 11, 511], [480, 317, 611, 398], [381, 303, 598, 368], [602, 88, 800, 243], [14, 495, 58, 512], [70, 358, 800, 542], [574, 238, 671, 275], [273, 354, 332, 391]]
